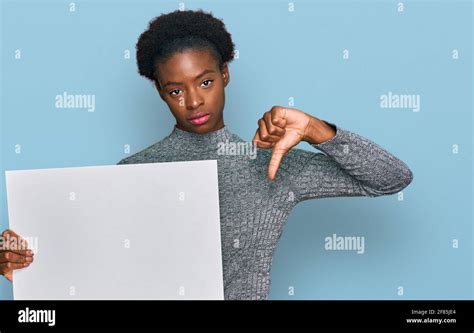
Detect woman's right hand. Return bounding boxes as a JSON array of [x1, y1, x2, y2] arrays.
[[0, 229, 34, 282]]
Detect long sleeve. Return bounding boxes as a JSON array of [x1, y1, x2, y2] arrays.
[[290, 121, 413, 202]]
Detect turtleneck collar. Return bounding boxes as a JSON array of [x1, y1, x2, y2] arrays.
[[169, 125, 234, 147]]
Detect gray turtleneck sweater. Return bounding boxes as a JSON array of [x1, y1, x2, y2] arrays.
[[117, 121, 413, 300]]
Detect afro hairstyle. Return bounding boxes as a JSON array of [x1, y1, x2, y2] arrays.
[[136, 9, 236, 83]]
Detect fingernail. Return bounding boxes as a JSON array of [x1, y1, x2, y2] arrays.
[[23, 263, 29, 266], [25, 257, 33, 262]]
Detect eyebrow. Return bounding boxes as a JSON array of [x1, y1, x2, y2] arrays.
[[163, 69, 216, 88]]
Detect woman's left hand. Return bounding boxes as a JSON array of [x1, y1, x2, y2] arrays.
[[252, 106, 336, 180]]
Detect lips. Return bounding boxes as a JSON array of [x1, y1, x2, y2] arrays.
[[188, 112, 211, 125], [188, 112, 209, 120]]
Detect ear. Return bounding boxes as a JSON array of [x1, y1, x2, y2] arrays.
[[221, 63, 230, 87]]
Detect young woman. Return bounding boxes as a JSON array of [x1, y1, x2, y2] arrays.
[[1, 9, 413, 300]]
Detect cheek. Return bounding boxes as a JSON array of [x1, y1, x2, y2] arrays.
[[167, 101, 186, 117], [210, 84, 225, 103]]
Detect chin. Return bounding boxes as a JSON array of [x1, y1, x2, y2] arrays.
[[193, 123, 217, 134]]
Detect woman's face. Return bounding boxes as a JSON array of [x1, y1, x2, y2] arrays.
[[155, 49, 230, 134]]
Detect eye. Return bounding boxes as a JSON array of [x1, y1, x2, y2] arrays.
[[201, 79, 214, 87], [169, 89, 181, 96]]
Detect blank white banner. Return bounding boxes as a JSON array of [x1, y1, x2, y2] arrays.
[[6, 160, 223, 300]]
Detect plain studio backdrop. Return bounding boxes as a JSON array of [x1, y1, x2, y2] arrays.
[[0, 0, 472, 300]]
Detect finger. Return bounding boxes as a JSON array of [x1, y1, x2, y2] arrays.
[[258, 119, 280, 143], [0, 251, 34, 264], [252, 130, 273, 149], [2, 229, 20, 239], [5, 271, 12, 282], [263, 112, 286, 136], [268, 146, 288, 180], [0, 262, 30, 274], [1, 229, 29, 250], [0, 248, 34, 257], [271, 107, 287, 128]]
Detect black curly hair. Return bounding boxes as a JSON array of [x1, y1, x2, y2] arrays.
[[136, 9, 236, 83]]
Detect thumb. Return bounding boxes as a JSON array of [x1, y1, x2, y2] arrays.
[[268, 145, 287, 180]]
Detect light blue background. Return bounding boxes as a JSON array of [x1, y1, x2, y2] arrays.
[[1, 0, 472, 299]]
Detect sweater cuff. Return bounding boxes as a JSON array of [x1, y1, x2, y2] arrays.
[[310, 120, 367, 160], [310, 120, 346, 151]]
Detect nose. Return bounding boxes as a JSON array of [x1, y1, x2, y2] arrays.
[[185, 87, 204, 110]]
